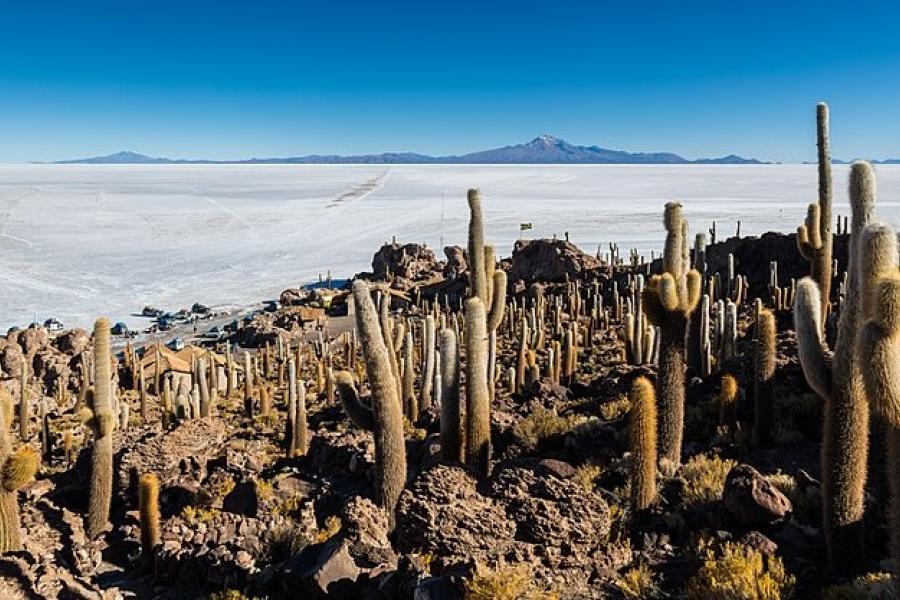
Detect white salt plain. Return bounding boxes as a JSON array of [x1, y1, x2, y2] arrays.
[[1, 163, 900, 331]]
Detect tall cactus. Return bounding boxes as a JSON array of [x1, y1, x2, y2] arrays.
[[87, 317, 115, 539], [643, 202, 701, 464], [351, 280, 407, 528], [465, 298, 490, 476], [857, 223, 900, 592], [421, 315, 436, 410], [439, 328, 463, 462], [629, 376, 657, 511], [794, 161, 875, 569], [796, 102, 834, 322]]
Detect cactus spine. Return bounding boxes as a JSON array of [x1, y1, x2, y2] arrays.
[[643, 202, 701, 464], [139, 472, 160, 557], [629, 376, 657, 511], [794, 161, 875, 569], [87, 317, 115, 539], [351, 280, 407, 528]]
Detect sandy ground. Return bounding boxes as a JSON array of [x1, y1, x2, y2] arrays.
[[1, 163, 899, 330]]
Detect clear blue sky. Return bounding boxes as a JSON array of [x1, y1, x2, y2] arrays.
[[2, 0, 900, 163]]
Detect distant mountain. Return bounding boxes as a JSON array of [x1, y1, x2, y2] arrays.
[[55, 136, 765, 165]]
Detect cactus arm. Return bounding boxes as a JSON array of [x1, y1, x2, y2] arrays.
[[335, 371, 375, 431], [486, 271, 507, 332], [794, 278, 832, 399]]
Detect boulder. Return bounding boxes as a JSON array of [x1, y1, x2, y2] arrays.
[[722, 464, 792, 526], [443, 246, 467, 278]]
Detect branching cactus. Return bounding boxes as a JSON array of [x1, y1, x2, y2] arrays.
[[796, 102, 834, 322], [139, 472, 160, 557], [0, 399, 38, 552], [629, 376, 657, 511], [794, 161, 876, 569], [86, 317, 115, 539], [643, 202, 702, 464], [351, 280, 407, 528]]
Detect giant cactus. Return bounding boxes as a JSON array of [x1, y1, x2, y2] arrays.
[[465, 298, 490, 475], [753, 301, 777, 445], [856, 223, 900, 589], [139, 472, 160, 557], [643, 202, 701, 464], [351, 280, 407, 528], [86, 317, 115, 539], [796, 102, 834, 322], [794, 161, 875, 569]]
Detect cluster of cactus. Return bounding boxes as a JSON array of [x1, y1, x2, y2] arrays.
[[0, 384, 38, 552], [794, 160, 875, 569]]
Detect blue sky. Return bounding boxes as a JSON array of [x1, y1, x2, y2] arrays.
[[1, 1, 900, 163]]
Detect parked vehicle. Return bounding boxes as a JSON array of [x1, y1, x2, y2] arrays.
[[142, 306, 164, 318], [111, 322, 129, 335], [44, 318, 64, 332], [167, 338, 185, 351]]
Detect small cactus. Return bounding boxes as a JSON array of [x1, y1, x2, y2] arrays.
[[138, 472, 160, 557], [629, 377, 657, 511], [753, 302, 777, 445]]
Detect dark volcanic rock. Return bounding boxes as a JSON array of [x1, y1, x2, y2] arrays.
[[508, 239, 600, 283], [443, 245, 467, 278], [722, 464, 792, 526], [395, 464, 516, 560]]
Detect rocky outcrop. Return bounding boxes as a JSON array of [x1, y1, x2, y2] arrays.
[[371, 243, 440, 283], [508, 239, 600, 283]]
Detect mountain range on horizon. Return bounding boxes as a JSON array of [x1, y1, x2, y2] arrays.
[[53, 135, 767, 165], [51, 135, 900, 165]]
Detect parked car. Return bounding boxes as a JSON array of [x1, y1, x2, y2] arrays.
[[204, 326, 224, 340], [111, 322, 129, 335], [157, 317, 175, 331], [167, 338, 185, 351], [142, 306, 164, 318], [192, 302, 210, 315]]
